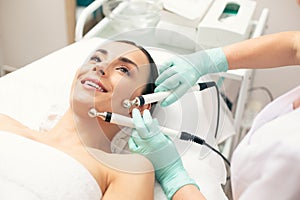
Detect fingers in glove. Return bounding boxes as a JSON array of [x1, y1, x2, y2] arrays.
[[143, 110, 160, 135], [160, 84, 190, 107], [132, 108, 148, 138], [128, 132, 139, 152], [159, 59, 174, 74], [155, 73, 181, 93], [155, 67, 178, 86]]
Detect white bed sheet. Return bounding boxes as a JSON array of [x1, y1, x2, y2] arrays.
[[0, 131, 101, 200], [0, 38, 230, 200]]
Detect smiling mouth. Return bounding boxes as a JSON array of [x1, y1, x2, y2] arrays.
[[81, 79, 108, 92]]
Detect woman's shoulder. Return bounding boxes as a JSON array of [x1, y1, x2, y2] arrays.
[[0, 113, 23, 126], [87, 147, 154, 173], [0, 113, 39, 139], [87, 147, 155, 200]]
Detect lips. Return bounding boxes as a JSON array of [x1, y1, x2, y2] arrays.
[[81, 78, 108, 92]]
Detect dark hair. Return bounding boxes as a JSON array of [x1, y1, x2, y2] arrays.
[[116, 40, 158, 95]]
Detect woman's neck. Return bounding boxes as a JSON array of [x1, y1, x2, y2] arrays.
[[49, 108, 121, 152]]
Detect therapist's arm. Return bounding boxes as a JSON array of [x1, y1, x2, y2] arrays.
[[223, 31, 300, 70]]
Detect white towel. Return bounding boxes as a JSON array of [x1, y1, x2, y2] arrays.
[[0, 131, 102, 200]]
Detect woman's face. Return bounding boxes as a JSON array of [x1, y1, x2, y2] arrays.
[[71, 41, 152, 117]]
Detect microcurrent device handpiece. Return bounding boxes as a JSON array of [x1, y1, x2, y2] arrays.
[[88, 107, 231, 167], [123, 81, 216, 108], [88, 108, 178, 138]]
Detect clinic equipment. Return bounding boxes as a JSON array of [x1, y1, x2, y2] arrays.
[[102, 0, 162, 30], [123, 81, 216, 108], [197, 0, 256, 47], [88, 107, 230, 166], [152, 0, 257, 50]]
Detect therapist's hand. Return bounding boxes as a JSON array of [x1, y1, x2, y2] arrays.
[[155, 48, 228, 107], [128, 108, 198, 200]]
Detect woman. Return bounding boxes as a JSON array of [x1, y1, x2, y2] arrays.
[[0, 40, 159, 199]]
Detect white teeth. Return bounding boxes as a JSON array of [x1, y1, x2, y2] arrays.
[[85, 80, 104, 92]]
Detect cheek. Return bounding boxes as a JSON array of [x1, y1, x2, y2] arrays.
[[70, 73, 83, 104], [70, 65, 93, 96], [93, 93, 130, 117], [79, 63, 94, 73], [114, 78, 145, 99], [110, 73, 139, 96], [94, 95, 111, 111], [111, 81, 136, 116], [109, 77, 144, 116]]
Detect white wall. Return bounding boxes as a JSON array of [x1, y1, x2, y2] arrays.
[[0, 0, 70, 68], [251, 0, 300, 99]]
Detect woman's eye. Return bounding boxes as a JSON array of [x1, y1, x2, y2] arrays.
[[90, 56, 101, 62], [116, 65, 130, 75]]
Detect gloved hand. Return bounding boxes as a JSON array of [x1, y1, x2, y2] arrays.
[[128, 108, 198, 200], [155, 48, 228, 107]]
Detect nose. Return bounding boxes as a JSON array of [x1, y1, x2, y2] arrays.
[[92, 64, 106, 76], [99, 69, 105, 75]]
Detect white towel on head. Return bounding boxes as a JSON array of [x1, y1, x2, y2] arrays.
[[0, 131, 102, 200]]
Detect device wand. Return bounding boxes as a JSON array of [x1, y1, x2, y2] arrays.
[[123, 81, 216, 108], [88, 108, 179, 138]]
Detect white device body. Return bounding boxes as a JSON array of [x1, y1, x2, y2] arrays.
[[155, 0, 256, 50], [197, 0, 257, 48]]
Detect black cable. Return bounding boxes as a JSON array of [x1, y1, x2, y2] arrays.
[[249, 86, 274, 101], [180, 132, 231, 167], [197, 81, 220, 139], [213, 83, 220, 139], [179, 82, 230, 167]]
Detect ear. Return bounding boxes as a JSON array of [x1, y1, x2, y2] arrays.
[[129, 104, 152, 117]]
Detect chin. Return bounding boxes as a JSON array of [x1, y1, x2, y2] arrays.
[[70, 101, 91, 118], [70, 93, 95, 117]]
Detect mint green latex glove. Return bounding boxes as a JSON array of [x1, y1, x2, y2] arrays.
[[155, 48, 228, 107], [128, 108, 199, 200]]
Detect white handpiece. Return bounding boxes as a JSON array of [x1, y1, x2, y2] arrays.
[[110, 112, 179, 138], [88, 108, 179, 138], [142, 84, 201, 105]]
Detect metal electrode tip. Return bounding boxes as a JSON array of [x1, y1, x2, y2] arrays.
[[123, 98, 139, 108], [122, 99, 132, 108], [88, 108, 98, 118]]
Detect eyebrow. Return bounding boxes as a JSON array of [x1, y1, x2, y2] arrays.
[[95, 49, 108, 55], [119, 57, 139, 70], [95, 49, 140, 70]]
